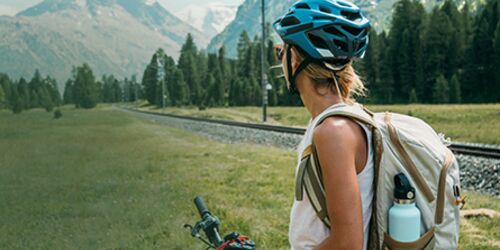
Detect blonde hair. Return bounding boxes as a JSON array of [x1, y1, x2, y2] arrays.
[[292, 47, 366, 103]]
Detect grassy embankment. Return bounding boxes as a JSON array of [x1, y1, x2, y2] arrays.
[[137, 104, 500, 145], [0, 106, 498, 249]]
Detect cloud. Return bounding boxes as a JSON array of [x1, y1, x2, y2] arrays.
[[0, 4, 18, 16]]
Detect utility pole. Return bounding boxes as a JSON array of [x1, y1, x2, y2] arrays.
[[261, 0, 268, 123], [121, 83, 125, 104], [135, 84, 139, 108], [156, 54, 165, 113]]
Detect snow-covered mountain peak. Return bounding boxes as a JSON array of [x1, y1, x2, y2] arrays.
[[175, 2, 238, 40], [144, 0, 157, 6]]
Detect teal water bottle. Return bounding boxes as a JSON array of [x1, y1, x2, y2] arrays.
[[388, 173, 421, 242]]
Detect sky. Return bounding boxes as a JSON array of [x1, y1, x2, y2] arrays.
[[0, 0, 245, 16]]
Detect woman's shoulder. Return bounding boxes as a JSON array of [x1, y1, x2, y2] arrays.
[[312, 115, 369, 175], [313, 115, 365, 147]]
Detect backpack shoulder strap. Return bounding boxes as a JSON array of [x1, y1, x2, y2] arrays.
[[311, 103, 377, 130]]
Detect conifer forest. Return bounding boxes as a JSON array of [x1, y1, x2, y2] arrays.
[[1, 0, 499, 114]]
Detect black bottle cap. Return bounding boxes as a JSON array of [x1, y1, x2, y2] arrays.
[[394, 173, 416, 200]]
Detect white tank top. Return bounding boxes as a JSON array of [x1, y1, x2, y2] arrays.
[[289, 103, 374, 250]]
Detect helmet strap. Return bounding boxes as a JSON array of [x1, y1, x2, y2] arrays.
[[286, 45, 312, 95]]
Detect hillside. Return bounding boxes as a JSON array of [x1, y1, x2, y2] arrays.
[[0, 0, 207, 89], [207, 0, 465, 57]]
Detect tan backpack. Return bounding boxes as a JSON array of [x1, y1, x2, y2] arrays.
[[296, 103, 464, 249]]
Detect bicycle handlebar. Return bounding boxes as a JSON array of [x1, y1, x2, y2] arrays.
[[194, 196, 209, 218], [186, 196, 255, 249]]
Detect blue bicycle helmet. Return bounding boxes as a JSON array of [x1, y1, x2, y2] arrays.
[[273, 0, 370, 94]]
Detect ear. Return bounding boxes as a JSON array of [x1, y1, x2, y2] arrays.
[[290, 47, 301, 71]]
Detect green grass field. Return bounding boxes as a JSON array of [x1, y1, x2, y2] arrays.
[[138, 104, 500, 145], [0, 106, 498, 249]]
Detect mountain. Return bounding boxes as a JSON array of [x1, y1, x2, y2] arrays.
[[175, 2, 238, 40], [0, 0, 208, 89], [207, 0, 292, 58], [207, 0, 461, 57]]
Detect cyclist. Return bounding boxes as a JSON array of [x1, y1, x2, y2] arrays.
[[273, 0, 372, 249]]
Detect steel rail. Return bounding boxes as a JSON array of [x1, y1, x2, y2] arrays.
[[122, 107, 500, 159]]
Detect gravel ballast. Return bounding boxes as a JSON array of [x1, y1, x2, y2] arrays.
[[121, 108, 500, 197]]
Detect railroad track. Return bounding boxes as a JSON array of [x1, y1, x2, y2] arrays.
[[122, 107, 500, 159]]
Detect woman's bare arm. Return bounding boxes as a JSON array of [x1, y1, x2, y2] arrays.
[[312, 116, 365, 250]]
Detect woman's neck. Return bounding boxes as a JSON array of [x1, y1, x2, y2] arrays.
[[308, 95, 344, 119], [297, 75, 344, 120]]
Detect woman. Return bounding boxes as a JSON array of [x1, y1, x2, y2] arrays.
[[272, 0, 373, 249]]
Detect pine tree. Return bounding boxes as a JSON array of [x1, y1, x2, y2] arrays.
[[236, 31, 251, 77], [205, 74, 217, 107], [461, 1, 473, 46], [218, 46, 230, 105], [361, 30, 379, 102], [388, 0, 426, 102], [265, 39, 280, 106], [494, 21, 500, 102], [0, 84, 6, 109], [229, 78, 243, 106], [244, 41, 256, 78], [141, 60, 156, 104], [459, 1, 473, 96], [378, 33, 394, 103], [266, 75, 278, 106], [409, 88, 418, 103], [112, 79, 122, 103], [9, 85, 22, 114], [163, 55, 176, 106], [213, 71, 225, 106], [398, 29, 412, 100], [29, 70, 42, 91], [441, 0, 464, 78], [464, 0, 499, 102], [422, 8, 453, 103], [101, 75, 111, 102], [128, 75, 140, 102], [205, 53, 225, 106], [17, 78, 30, 109], [449, 74, 461, 103], [0, 74, 12, 106], [218, 46, 228, 77], [248, 76, 260, 106], [38, 85, 54, 112], [178, 34, 202, 105], [433, 75, 450, 103], [142, 50, 167, 106], [73, 63, 98, 109], [28, 70, 43, 108], [171, 69, 189, 106], [63, 80, 74, 104], [95, 79, 103, 103], [45, 76, 61, 107], [30, 89, 39, 109], [150, 49, 175, 107], [102, 75, 117, 103]]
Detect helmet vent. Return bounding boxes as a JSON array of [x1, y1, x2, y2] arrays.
[[358, 40, 367, 50], [342, 25, 363, 36], [334, 39, 348, 52], [324, 26, 344, 37], [319, 6, 332, 13], [340, 10, 362, 21], [281, 16, 300, 27], [336, 1, 351, 7], [308, 33, 329, 49], [295, 3, 310, 9], [313, 15, 335, 20]]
